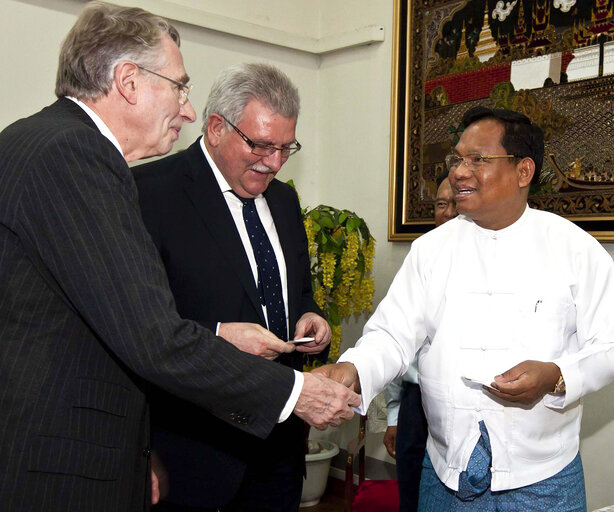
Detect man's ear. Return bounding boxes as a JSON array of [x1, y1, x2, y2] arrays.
[[114, 61, 139, 105], [206, 113, 227, 147], [518, 157, 535, 188]]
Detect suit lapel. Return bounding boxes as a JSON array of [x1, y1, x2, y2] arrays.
[[182, 142, 265, 322]]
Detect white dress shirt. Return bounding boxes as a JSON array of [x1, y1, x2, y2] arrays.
[[340, 206, 614, 491], [200, 137, 302, 421], [199, 137, 289, 339], [66, 97, 123, 156]]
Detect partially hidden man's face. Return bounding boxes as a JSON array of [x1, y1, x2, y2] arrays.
[[137, 34, 196, 159], [448, 118, 531, 231], [207, 99, 297, 198], [434, 177, 458, 227]]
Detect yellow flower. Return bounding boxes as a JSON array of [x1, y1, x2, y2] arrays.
[[313, 285, 327, 311], [304, 217, 317, 258], [340, 231, 359, 288], [333, 285, 351, 318], [351, 270, 364, 313], [329, 324, 343, 362], [363, 237, 375, 273], [320, 252, 336, 289], [360, 277, 374, 312]]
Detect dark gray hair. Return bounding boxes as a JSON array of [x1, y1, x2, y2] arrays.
[[202, 63, 300, 132], [55, 1, 180, 100], [461, 106, 545, 184]]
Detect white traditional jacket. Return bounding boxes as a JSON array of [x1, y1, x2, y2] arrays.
[[340, 206, 614, 491]]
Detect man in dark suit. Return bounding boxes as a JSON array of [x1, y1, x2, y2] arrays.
[[0, 5, 359, 512], [134, 63, 332, 512]]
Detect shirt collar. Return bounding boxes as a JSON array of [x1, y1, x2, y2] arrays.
[[466, 204, 530, 238], [65, 96, 124, 158]]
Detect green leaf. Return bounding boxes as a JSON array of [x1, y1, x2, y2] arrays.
[[346, 218, 359, 232], [359, 224, 370, 240], [319, 214, 336, 229]]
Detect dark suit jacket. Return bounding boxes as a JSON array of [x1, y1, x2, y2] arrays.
[[0, 99, 294, 512], [133, 139, 323, 507]]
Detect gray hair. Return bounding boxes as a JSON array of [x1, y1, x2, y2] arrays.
[[202, 63, 300, 132], [55, 1, 180, 100]]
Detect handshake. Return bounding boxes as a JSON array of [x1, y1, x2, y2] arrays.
[[293, 362, 362, 430]]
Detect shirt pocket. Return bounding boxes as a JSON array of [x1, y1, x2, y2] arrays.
[[511, 401, 567, 462], [515, 292, 575, 359]]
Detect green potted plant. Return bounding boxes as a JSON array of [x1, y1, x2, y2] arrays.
[[302, 204, 375, 364]]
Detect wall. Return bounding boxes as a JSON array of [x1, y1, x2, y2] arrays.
[[3, 0, 614, 509]]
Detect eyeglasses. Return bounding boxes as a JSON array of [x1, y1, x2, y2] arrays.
[[220, 115, 301, 158], [137, 65, 193, 105], [445, 153, 517, 172]]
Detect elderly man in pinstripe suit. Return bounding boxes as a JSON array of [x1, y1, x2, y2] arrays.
[[0, 3, 359, 511]]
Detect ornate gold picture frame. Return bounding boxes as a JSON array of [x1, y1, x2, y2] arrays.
[[388, 0, 614, 241]]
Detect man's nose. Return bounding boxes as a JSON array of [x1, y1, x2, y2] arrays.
[[450, 161, 472, 180], [262, 150, 284, 172], [180, 99, 196, 123]]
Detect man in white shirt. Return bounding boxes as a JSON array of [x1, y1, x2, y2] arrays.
[[315, 106, 614, 510], [134, 63, 331, 511]]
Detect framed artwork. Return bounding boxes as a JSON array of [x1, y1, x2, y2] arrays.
[[388, 0, 614, 241]]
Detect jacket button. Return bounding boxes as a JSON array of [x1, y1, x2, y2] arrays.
[[142, 448, 151, 457]]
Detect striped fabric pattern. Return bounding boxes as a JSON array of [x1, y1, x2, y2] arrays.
[[0, 98, 294, 511]]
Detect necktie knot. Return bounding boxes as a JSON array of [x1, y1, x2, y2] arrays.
[[231, 191, 255, 208]]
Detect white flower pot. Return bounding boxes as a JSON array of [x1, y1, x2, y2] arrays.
[[300, 440, 340, 508]]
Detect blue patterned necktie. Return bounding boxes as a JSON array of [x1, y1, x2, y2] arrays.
[[235, 195, 287, 341]]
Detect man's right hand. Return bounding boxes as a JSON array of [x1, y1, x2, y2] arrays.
[[218, 322, 295, 360], [311, 362, 361, 392], [383, 426, 397, 458], [294, 372, 361, 430]]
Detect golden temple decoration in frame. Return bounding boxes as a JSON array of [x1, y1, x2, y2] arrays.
[[389, 0, 614, 241]]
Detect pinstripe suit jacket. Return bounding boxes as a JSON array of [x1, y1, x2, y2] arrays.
[[134, 140, 323, 506], [0, 98, 294, 512]]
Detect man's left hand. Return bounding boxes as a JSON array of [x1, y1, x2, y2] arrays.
[[383, 426, 397, 458], [487, 360, 561, 405], [293, 312, 331, 354]]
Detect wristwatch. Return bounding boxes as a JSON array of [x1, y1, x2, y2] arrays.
[[552, 374, 566, 394]]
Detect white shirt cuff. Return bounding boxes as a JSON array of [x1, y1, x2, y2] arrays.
[[278, 370, 304, 422], [387, 405, 400, 426]]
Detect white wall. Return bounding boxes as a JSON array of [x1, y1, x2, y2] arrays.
[[3, 1, 614, 509]]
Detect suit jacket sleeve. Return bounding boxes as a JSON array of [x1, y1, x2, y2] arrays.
[[15, 122, 293, 439]]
